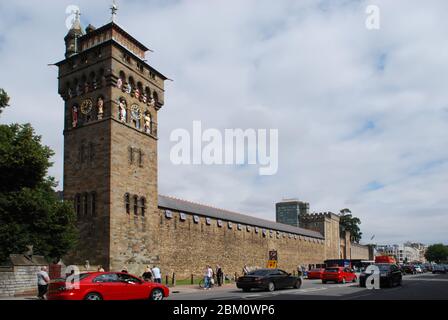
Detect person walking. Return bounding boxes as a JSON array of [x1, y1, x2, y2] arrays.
[[142, 265, 153, 282], [204, 265, 213, 290], [152, 265, 162, 284], [243, 264, 249, 276], [216, 265, 223, 287], [37, 266, 50, 300], [97, 266, 105, 272], [121, 267, 128, 273]]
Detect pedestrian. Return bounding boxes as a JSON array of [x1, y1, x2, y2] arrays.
[[142, 265, 153, 282], [152, 265, 162, 284], [37, 266, 50, 300], [97, 265, 105, 272], [243, 264, 249, 276], [121, 267, 128, 273], [216, 265, 223, 287], [204, 265, 213, 290]]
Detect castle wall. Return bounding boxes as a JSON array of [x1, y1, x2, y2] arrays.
[[151, 209, 325, 280]]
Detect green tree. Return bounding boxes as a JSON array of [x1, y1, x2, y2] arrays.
[[0, 89, 77, 263], [339, 209, 363, 243], [424, 244, 448, 263], [0, 88, 10, 114]]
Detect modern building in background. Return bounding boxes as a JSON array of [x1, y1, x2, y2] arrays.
[[276, 199, 310, 227]]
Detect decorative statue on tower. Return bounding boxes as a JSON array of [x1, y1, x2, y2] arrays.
[[97, 97, 104, 119], [118, 99, 127, 122], [72, 106, 79, 128]]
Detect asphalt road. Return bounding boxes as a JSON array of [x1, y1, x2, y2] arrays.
[[167, 273, 448, 300]]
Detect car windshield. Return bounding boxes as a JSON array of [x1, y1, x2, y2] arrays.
[[325, 268, 340, 272], [247, 270, 272, 276]]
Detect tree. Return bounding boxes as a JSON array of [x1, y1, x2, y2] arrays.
[[0, 88, 10, 114], [339, 209, 363, 243], [0, 89, 77, 263], [425, 244, 448, 263]]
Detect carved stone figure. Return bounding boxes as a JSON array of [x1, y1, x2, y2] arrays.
[[72, 106, 78, 128], [118, 100, 127, 122], [117, 78, 123, 89], [135, 88, 140, 100], [84, 82, 90, 94], [68, 88, 73, 99], [144, 113, 151, 134], [148, 97, 156, 108], [97, 97, 104, 119], [142, 94, 147, 104], [126, 83, 132, 94]]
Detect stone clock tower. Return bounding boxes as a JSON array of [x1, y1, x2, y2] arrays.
[[56, 11, 167, 271]]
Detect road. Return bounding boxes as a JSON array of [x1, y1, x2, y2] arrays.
[[167, 273, 448, 300]]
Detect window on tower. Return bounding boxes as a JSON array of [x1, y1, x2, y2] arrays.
[[74, 194, 81, 218], [133, 195, 139, 216], [125, 193, 130, 214], [83, 193, 88, 216], [91, 192, 97, 216], [140, 197, 146, 217]]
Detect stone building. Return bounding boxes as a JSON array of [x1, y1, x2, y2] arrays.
[[56, 11, 371, 279]]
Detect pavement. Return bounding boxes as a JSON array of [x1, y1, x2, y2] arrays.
[[167, 273, 448, 300], [2, 273, 447, 300]]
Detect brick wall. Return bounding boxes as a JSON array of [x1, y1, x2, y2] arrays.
[[350, 243, 372, 260]]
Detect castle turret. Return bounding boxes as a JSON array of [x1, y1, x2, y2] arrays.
[[64, 10, 84, 58]]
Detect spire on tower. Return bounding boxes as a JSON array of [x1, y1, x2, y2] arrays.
[[111, 0, 118, 22]]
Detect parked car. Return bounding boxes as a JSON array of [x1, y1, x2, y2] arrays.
[[322, 267, 357, 284], [402, 265, 417, 275], [432, 265, 447, 274], [414, 265, 423, 274], [236, 269, 302, 292], [47, 272, 170, 300], [359, 263, 402, 288], [307, 268, 325, 280]]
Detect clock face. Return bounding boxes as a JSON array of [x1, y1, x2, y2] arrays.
[[81, 99, 93, 115], [130, 105, 141, 120]]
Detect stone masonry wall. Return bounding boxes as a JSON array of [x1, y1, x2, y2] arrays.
[[0, 266, 46, 297], [350, 243, 371, 260], [151, 209, 326, 280]]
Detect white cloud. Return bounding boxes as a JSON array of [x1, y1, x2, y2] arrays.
[[1, 0, 447, 245]]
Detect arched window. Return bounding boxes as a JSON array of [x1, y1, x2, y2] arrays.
[[144, 87, 151, 105], [90, 192, 96, 216], [124, 193, 130, 214], [89, 72, 96, 90], [133, 195, 138, 216], [98, 68, 105, 88], [140, 197, 146, 217], [128, 77, 135, 95]]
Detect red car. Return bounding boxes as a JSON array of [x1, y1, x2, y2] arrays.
[[322, 267, 357, 284], [307, 268, 325, 280], [48, 272, 170, 300]]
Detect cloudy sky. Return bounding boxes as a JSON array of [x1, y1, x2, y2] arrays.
[[1, 0, 447, 245]]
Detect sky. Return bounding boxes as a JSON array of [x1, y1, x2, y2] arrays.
[[1, 0, 447, 245]]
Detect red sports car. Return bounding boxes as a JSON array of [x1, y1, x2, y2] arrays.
[[322, 267, 357, 284], [307, 268, 325, 280], [48, 272, 170, 300]]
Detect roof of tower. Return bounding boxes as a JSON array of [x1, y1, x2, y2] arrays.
[[158, 195, 324, 239], [79, 22, 150, 52], [65, 11, 84, 38]]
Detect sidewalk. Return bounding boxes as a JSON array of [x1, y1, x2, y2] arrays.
[[170, 283, 235, 294]]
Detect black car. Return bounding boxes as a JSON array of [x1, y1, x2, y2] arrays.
[[359, 264, 402, 288], [236, 269, 302, 292], [432, 265, 447, 274]]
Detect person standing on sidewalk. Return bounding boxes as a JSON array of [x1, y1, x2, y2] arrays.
[[243, 264, 250, 276], [142, 265, 153, 282], [204, 265, 213, 290], [152, 265, 162, 284], [216, 265, 223, 287], [37, 266, 50, 300]]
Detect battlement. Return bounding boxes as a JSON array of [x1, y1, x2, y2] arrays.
[[300, 212, 340, 222]]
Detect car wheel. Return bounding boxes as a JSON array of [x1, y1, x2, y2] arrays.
[[242, 288, 251, 292], [84, 293, 102, 301], [352, 276, 357, 283], [294, 280, 302, 289], [267, 282, 275, 292], [150, 288, 164, 301]]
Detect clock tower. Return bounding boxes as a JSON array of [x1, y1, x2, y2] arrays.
[[56, 11, 167, 271]]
